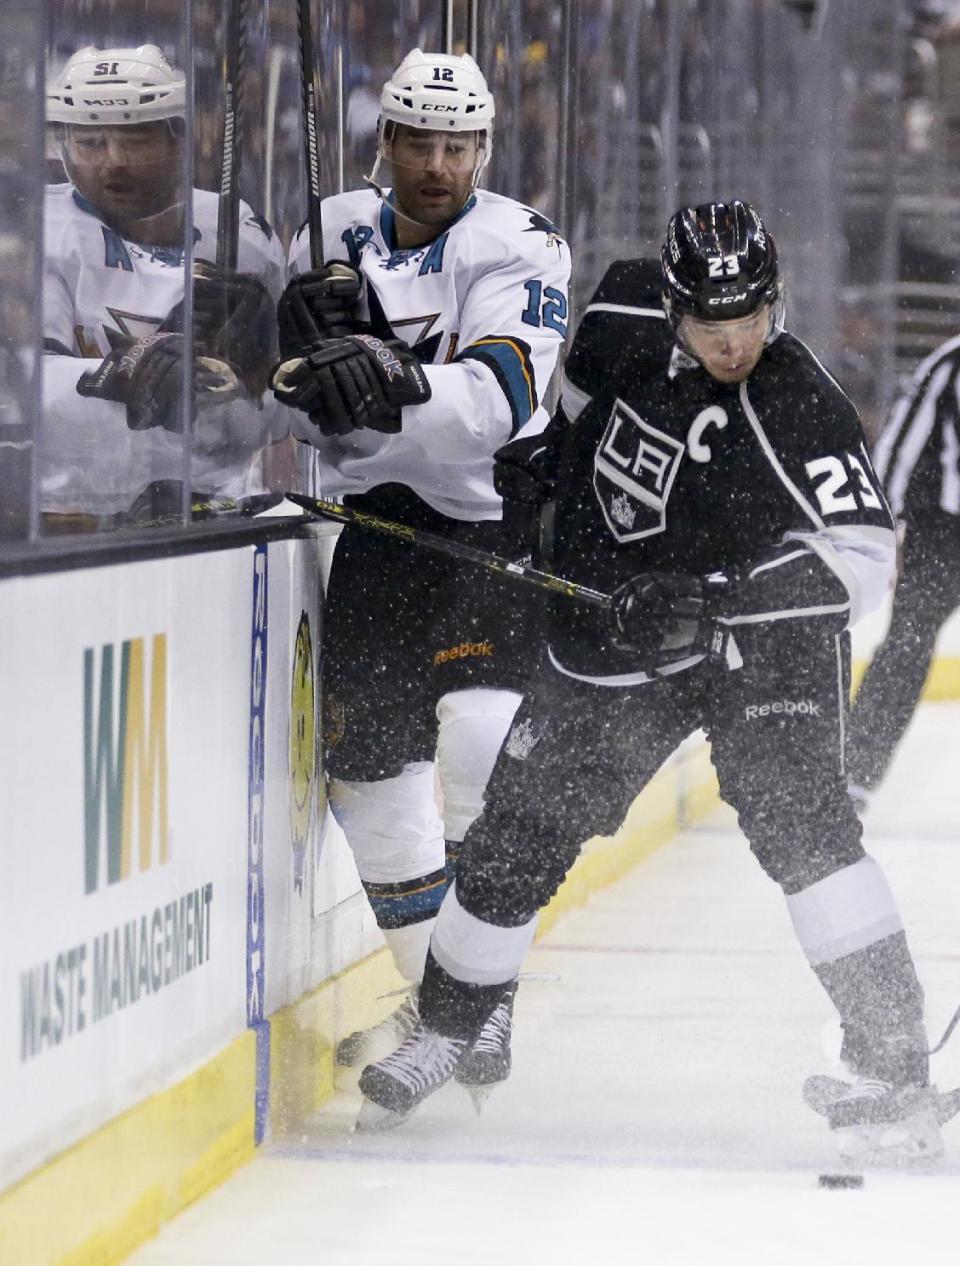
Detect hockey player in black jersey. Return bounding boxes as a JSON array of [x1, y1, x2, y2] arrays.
[[356, 200, 943, 1165], [845, 334, 960, 803]]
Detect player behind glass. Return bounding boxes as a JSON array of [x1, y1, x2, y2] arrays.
[[272, 49, 571, 1104], [43, 45, 287, 524], [356, 201, 944, 1165]]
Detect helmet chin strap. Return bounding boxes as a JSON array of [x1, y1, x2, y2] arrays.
[[362, 159, 440, 234], [362, 127, 488, 237]]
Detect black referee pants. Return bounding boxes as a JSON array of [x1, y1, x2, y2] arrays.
[[847, 512, 960, 790]]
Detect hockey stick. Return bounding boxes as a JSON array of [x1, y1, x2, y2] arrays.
[[930, 1002, 960, 1055], [296, 0, 324, 268], [287, 492, 612, 608], [216, 0, 247, 269]]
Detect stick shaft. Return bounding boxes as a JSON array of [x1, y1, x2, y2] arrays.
[[287, 493, 611, 608], [216, 0, 246, 269], [297, 0, 324, 268]]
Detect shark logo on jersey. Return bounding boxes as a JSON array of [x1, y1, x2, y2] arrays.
[[524, 211, 564, 252], [594, 398, 685, 542], [103, 307, 165, 350], [381, 249, 419, 272], [391, 312, 442, 346], [366, 288, 445, 363]]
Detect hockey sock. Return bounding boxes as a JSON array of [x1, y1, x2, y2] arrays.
[[418, 948, 514, 1042], [813, 932, 928, 1085]]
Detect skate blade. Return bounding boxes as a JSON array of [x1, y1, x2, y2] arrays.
[[462, 1083, 496, 1116], [355, 1097, 415, 1133]]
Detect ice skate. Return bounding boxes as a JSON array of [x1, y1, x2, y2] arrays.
[[336, 990, 419, 1068], [804, 1073, 960, 1127], [454, 989, 515, 1114], [356, 1024, 468, 1129], [806, 1075, 946, 1167]]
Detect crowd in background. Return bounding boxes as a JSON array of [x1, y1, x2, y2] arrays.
[[3, 0, 960, 540]]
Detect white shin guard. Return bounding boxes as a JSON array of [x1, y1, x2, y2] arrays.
[[436, 688, 522, 844], [329, 763, 445, 885], [382, 918, 436, 984], [329, 765, 445, 984], [786, 856, 904, 967], [431, 881, 538, 987]]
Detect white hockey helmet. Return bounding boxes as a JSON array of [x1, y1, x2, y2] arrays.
[[46, 45, 186, 126], [380, 48, 495, 136]]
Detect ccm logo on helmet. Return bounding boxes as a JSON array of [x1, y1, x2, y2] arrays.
[[421, 103, 460, 112]]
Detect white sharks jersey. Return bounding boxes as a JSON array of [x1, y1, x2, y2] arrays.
[[42, 185, 286, 515], [289, 186, 571, 521]]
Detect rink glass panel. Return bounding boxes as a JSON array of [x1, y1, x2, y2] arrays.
[[0, 5, 44, 543], [1, 0, 952, 553]]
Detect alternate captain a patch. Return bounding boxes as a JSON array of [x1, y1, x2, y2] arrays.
[[593, 398, 685, 542]]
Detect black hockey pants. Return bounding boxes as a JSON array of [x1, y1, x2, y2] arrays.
[[455, 628, 864, 930]]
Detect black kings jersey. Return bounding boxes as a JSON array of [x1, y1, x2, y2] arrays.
[[548, 259, 896, 684]]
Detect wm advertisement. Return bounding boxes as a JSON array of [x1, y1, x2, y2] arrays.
[[0, 553, 253, 1189]]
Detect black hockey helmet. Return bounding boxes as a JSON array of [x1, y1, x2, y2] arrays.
[[661, 200, 783, 338]]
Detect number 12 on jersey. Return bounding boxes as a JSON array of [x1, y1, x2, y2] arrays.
[[522, 279, 568, 336]]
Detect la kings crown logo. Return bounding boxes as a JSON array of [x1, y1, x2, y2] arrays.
[[594, 398, 685, 542], [505, 717, 541, 760]]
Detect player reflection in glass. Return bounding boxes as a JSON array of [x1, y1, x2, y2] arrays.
[[60, 120, 185, 247], [41, 45, 286, 526]]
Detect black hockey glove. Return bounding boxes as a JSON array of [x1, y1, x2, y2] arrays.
[[160, 261, 276, 397], [277, 262, 364, 356], [493, 433, 559, 506], [270, 333, 431, 437], [607, 571, 732, 670], [77, 333, 237, 432]]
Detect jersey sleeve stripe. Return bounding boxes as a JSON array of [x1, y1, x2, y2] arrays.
[[584, 303, 667, 319], [456, 336, 537, 434], [739, 380, 825, 529]]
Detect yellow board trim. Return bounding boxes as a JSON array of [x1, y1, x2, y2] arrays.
[[538, 743, 718, 936], [0, 1034, 257, 1266], [852, 655, 960, 701]]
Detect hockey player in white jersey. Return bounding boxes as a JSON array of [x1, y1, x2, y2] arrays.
[[273, 48, 571, 1102], [43, 45, 287, 523]]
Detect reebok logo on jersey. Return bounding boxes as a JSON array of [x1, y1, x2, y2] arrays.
[[433, 640, 494, 666], [744, 699, 822, 720]]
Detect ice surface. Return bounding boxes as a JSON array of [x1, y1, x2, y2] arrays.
[[128, 703, 960, 1266]]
